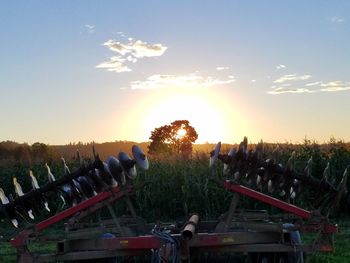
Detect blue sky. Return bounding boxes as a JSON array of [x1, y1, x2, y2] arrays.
[[1, 1, 349, 145]]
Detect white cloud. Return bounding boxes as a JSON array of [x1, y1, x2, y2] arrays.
[[103, 40, 132, 56], [305, 81, 322, 87], [216, 66, 230, 71], [97, 37, 167, 73], [251, 79, 256, 83], [268, 86, 314, 95], [320, 81, 350, 92], [328, 16, 344, 23], [96, 56, 131, 73], [276, 64, 286, 70], [85, 24, 95, 33], [268, 79, 350, 95], [131, 40, 167, 58], [129, 73, 235, 90], [273, 74, 312, 83]]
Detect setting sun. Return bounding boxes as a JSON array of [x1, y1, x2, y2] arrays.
[[176, 127, 187, 138]]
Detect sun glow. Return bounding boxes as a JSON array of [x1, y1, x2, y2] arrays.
[[176, 127, 187, 138], [112, 85, 252, 144]]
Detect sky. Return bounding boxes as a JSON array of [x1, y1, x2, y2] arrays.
[[1, 1, 350, 145]]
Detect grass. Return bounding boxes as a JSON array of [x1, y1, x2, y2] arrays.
[[306, 232, 350, 263]]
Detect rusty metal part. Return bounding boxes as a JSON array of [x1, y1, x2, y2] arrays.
[[182, 214, 199, 240]]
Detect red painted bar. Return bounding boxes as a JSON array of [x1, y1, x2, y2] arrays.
[[36, 186, 122, 232], [103, 236, 162, 250], [223, 181, 311, 219]]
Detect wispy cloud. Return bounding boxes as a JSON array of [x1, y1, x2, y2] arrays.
[[128, 73, 235, 90], [305, 81, 322, 87], [269, 77, 350, 95], [276, 64, 286, 70], [97, 37, 167, 73], [320, 81, 350, 92], [216, 66, 230, 71], [85, 24, 95, 33], [96, 56, 131, 73], [273, 74, 312, 83], [268, 86, 314, 95], [328, 16, 344, 23]]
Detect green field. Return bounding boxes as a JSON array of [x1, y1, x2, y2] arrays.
[[1, 139, 350, 262]]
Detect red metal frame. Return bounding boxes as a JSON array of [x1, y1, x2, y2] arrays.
[[223, 181, 311, 219], [36, 186, 122, 232], [10, 179, 337, 262], [11, 186, 126, 247]]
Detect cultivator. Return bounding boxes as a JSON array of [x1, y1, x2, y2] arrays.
[[0, 138, 348, 263]]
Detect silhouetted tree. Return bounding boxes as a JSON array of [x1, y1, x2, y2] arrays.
[[148, 120, 198, 156]]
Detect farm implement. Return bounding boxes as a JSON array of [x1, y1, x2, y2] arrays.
[[0, 138, 348, 262]]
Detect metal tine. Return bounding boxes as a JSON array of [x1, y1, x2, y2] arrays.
[[246, 149, 261, 187], [337, 168, 348, 193], [260, 144, 280, 195], [290, 184, 296, 200], [271, 144, 280, 163], [13, 177, 35, 220], [256, 167, 265, 190], [45, 163, 66, 206], [326, 168, 348, 216], [0, 188, 19, 228], [29, 170, 50, 212], [281, 152, 296, 202], [262, 145, 280, 195], [304, 157, 312, 177], [286, 152, 295, 172], [223, 148, 236, 177], [61, 157, 71, 175], [321, 162, 337, 187], [322, 162, 330, 183], [233, 137, 250, 183], [255, 140, 264, 160], [238, 136, 248, 159], [267, 179, 275, 194], [61, 157, 83, 205], [75, 150, 97, 197], [45, 163, 56, 183], [76, 149, 85, 169]]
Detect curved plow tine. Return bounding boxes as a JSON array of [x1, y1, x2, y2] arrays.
[[327, 168, 348, 216], [337, 168, 348, 194], [61, 157, 71, 175], [92, 145, 102, 166], [271, 144, 280, 163], [286, 152, 295, 171], [29, 170, 50, 212], [76, 149, 85, 169], [239, 136, 248, 153], [45, 163, 56, 183], [13, 177, 35, 220], [304, 157, 312, 177], [322, 162, 330, 183], [267, 179, 275, 194], [255, 140, 264, 160], [223, 148, 236, 176], [0, 188, 19, 228], [209, 142, 221, 168]]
